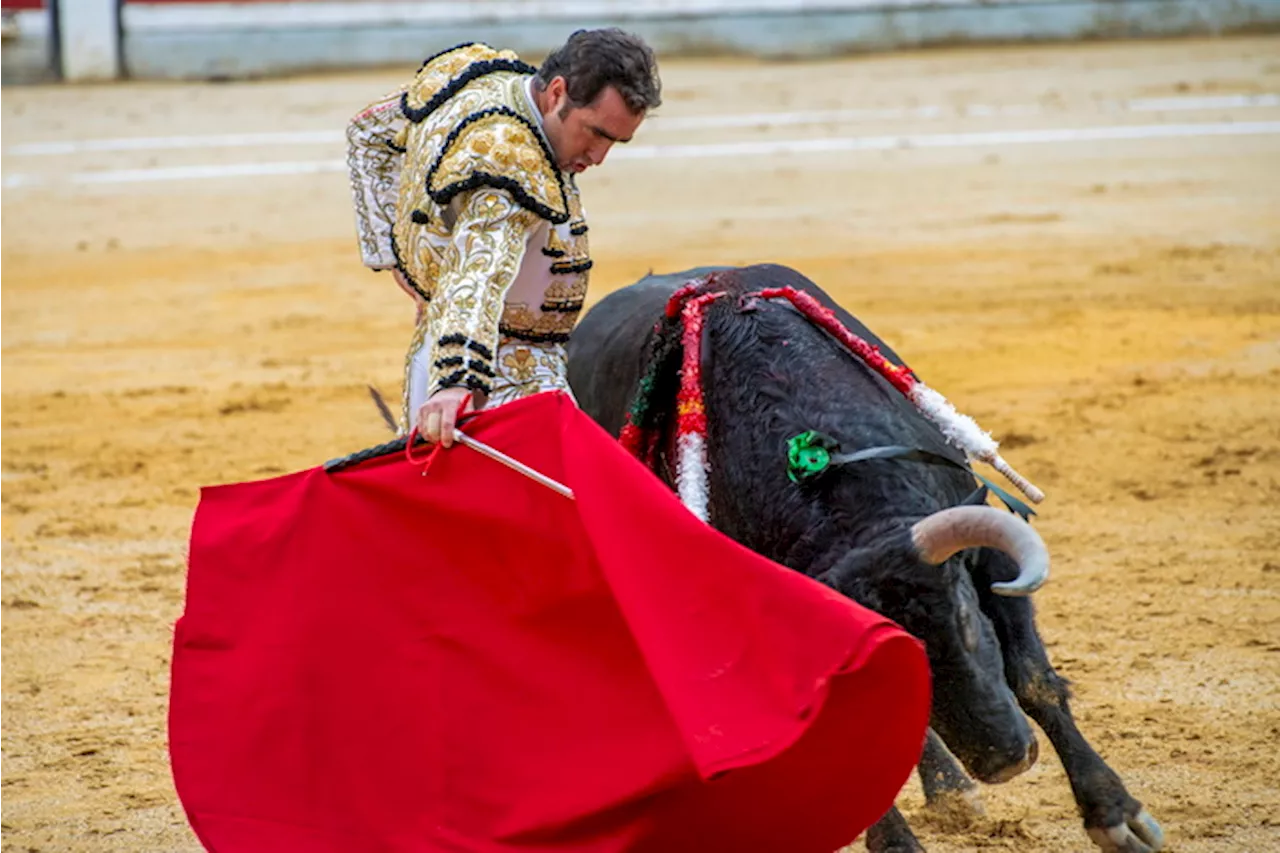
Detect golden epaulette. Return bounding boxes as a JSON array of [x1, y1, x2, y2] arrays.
[[401, 43, 536, 124], [426, 107, 570, 224]]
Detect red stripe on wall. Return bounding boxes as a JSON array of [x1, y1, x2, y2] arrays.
[[1, 0, 46, 11], [120, 0, 394, 4]]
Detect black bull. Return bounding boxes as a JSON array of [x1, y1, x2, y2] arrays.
[[566, 265, 1163, 853]]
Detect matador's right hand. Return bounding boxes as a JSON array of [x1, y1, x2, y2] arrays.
[[416, 387, 478, 448]]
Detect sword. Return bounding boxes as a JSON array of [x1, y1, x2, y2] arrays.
[[325, 429, 575, 501], [453, 432, 575, 501]]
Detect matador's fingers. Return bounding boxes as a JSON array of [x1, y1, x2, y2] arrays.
[[422, 408, 443, 444], [439, 404, 458, 449]]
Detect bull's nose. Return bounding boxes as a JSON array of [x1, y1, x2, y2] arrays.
[[985, 733, 1039, 784]]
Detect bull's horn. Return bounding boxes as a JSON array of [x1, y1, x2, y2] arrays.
[[910, 506, 1049, 596]]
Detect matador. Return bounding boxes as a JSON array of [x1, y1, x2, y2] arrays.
[[345, 34, 661, 439]]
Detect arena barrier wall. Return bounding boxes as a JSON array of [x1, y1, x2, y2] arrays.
[[1, 0, 57, 83], [5, 0, 1280, 82]]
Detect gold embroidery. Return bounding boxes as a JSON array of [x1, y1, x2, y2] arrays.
[[352, 47, 588, 419], [420, 188, 540, 402], [502, 348, 538, 382], [491, 341, 570, 403], [402, 44, 520, 115], [391, 71, 523, 315], [427, 111, 567, 222], [346, 86, 408, 269], [548, 215, 591, 316], [543, 229, 568, 257], [501, 303, 538, 330], [499, 300, 580, 338], [567, 186, 585, 221]]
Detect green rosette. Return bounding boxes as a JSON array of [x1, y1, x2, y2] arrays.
[[787, 431, 838, 483]]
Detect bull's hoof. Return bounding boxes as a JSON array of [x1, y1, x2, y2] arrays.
[[865, 807, 926, 853], [865, 836, 926, 853], [923, 787, 986, 824], [865, 842, 925, 853], [1086, 810, 1165, 853]]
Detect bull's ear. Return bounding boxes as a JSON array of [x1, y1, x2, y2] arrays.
[[962, 486, 990, 507], [814, 532, 924, 608]]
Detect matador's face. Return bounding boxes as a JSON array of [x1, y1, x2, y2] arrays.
[[540, 79, 645, 174]]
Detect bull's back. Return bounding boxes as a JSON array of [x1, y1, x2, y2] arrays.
[[568, 267, 727, 436], [569, 264, 915, 435]]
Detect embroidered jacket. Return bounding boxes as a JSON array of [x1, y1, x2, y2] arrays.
[[346, 43, 590, 422]]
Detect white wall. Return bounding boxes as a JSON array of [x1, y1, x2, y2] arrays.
[[57, 0, 120, 81], [13, 0, 1280, 83], [1, 8, 58, 83], [117, 0, 1280, 80]]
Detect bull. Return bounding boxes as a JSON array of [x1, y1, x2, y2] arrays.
[[566, 264, 1163, 853]]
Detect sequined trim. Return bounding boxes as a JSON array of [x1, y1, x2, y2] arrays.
[[437, 370, 494, 394], [346, 86, 407, 270], [437, 334, 495, 361], [363, 44, 591, 422], [388, 232, 430, 302], [500, 325, 573, 344], [401, 43, 536, 124], [541, 229, 569, 257], [433, 356, 496, 378], [421, 189, 540, 399], [426, 107, 568, 224], [416, 42, 480, 73], [492, 341, 570, 400], [539, 299, 585, 314], [550, 258, 593, 275]]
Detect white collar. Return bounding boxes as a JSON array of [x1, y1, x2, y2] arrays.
[[522, 77, 568, 178], [523, 77, 546, 132]]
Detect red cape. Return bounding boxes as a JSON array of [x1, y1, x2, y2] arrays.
[[170, 391, 929, 852]]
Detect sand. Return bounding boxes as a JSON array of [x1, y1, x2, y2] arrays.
[[3, 34, 1278, 852]]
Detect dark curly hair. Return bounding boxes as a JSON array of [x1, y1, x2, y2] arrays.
[[534, 29, 662, 115]]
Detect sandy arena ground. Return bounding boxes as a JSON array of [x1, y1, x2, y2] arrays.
[[3, 34, 1279, 852]]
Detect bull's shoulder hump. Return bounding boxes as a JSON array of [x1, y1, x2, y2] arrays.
[[632, 266, 735, 291]]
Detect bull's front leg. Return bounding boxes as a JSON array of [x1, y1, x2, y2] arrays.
[[865, 805, 925, 853], [865, 733, 982, 853], [917, 728, 982, 814], [975, 569, 1165, 853]]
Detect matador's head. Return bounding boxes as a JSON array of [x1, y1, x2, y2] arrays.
[[532, 29, 663, 175]]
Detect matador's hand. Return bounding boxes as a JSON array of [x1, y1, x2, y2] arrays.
[[416, 387, 478, 448]]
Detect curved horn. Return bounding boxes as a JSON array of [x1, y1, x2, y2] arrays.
[[910, 506, 1049, 596]]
